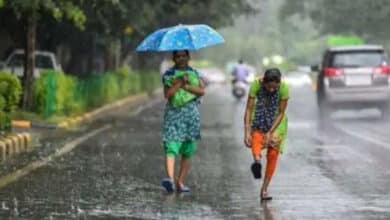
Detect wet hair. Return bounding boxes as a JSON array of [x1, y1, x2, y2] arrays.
[[263, 68, 281, 83], [172, 50, 190, 57]]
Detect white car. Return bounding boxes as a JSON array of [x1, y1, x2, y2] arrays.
[[0, 49, 62, 78]]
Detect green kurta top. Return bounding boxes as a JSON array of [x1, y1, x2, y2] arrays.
[[249, 79, 289, 153]]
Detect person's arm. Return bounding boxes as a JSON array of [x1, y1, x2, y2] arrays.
[[164, 78, 184, 99], [182, 79, 205, 97], [244, 96, 255, 147], [265, 99, 288, 141]]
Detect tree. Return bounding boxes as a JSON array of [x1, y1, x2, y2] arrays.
[[280, 0, 390, 41], [36, 0, 256, 71], [0, 0, 86, 110]]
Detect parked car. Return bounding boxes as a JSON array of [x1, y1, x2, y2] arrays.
[[313, 45, 390, 119], [0, 49, 62, 78]]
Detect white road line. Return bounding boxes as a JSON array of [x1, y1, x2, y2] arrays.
[[334, 124, 390, 150], [0, 125, 111, 190]]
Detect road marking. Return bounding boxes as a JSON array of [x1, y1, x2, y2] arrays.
[[0, 125, 111, 190], [289, 121, 315, 129], [334, 124, 390, 150]]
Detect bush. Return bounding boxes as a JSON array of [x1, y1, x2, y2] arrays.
[[0, 72, 22, 112], [34, 70, 81, 117], [0, 72, 22, 132], [33, 68, 160, 119]]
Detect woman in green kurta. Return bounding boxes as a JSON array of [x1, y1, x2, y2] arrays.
[[244, 68, 289, 200], [161, 50, 205, 193]]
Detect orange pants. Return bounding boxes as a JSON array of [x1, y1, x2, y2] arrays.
[[251, 130, 279, 179]]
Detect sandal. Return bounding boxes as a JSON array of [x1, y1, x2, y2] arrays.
[[161, 178, 175, 193], [176, 183, 191, 193], [251, 161, 262, 179], [261, 191, 273, 201]]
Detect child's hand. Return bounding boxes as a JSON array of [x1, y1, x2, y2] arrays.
[[264, 132, 272, 145], [244, 133, 252, 148]]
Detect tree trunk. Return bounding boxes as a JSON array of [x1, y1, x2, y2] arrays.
[[22, 10, 36, 110]]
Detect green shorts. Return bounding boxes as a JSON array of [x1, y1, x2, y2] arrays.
[[164, 141, 197, 158]]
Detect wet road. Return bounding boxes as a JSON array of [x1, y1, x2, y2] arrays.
[[1, 76, 390, 219]]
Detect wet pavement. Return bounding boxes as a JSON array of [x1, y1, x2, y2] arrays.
[[0, 76, 390, 219]]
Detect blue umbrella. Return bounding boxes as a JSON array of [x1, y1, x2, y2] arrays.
[[136, 24, 225, 52]]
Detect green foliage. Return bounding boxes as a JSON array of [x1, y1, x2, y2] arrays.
[[33, 70, 79, 117], [33, 69, 160, 118], [327, 35, 365, 46], [2, 0, 86, 29], [0, 72, 22, 112], [0, 72, 22, 132], [280, 0, 390, 41]]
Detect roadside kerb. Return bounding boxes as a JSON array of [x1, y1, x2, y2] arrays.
[[0, 133, 32, 160]]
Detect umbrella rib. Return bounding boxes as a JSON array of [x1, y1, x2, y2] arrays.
[[185, 27, 197, 50]]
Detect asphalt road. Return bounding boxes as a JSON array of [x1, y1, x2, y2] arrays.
[[0, 74, 389, 220]]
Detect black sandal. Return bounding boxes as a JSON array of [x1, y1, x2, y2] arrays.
[[251, 161, 262, 179]]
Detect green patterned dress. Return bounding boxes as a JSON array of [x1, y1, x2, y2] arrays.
[[162, 67, 201, 143]]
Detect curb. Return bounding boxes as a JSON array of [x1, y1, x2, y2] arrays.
[[57, 92, 149, 128], [12, 91, 156, 130], [4, 89, 161, 160], [0, 133, 32, 161]]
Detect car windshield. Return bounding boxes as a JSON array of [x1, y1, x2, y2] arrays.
[[7, 54, 54, 69], [331, 51, 385, 67], [36, 55, 54, 69], [8, 54, 24, 67]]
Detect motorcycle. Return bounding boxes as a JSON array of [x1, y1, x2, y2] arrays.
[[232, 80, 248, 100]]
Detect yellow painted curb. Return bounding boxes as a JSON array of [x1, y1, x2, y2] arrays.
[[0, 133, 33, 160], [3, 138, 13, 156], [22, 133, 32, 150], [56, 93, 149, 129], [0, 141, 6, 160], [15, 134, 26, 151], [58, 121, 69, 128], [8, 135, 20, 154], [12, 120, 32, 128]]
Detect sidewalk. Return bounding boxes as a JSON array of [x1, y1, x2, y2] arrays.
[[0, 89, 162, 166]]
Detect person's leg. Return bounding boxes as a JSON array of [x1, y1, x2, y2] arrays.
[[176, 157, 191, 188], [162, 142, 181, 192], [261, 146, 279, 198], [165, 156, 175, 180], [164, 142, 181, 179], [176, 141, 197, 190], [251, 130, 264, 161]]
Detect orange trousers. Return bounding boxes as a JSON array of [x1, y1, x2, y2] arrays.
[[251, 130, 279, 179]]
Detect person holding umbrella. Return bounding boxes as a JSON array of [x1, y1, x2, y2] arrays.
[[160, 50, 205, 193], [136, 24, 225, 193]]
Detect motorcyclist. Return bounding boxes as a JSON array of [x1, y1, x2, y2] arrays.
[[231, 59, 249, 84]]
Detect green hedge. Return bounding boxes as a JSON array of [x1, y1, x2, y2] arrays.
[[0, 72, 22, 132], [34, 67, 160, 118]]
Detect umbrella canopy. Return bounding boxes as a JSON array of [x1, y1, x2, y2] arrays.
[[136, 24, 225, 52]]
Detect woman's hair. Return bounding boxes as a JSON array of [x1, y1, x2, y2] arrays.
[[172, 50, 190, 57], [263, 68, 281, 83]]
